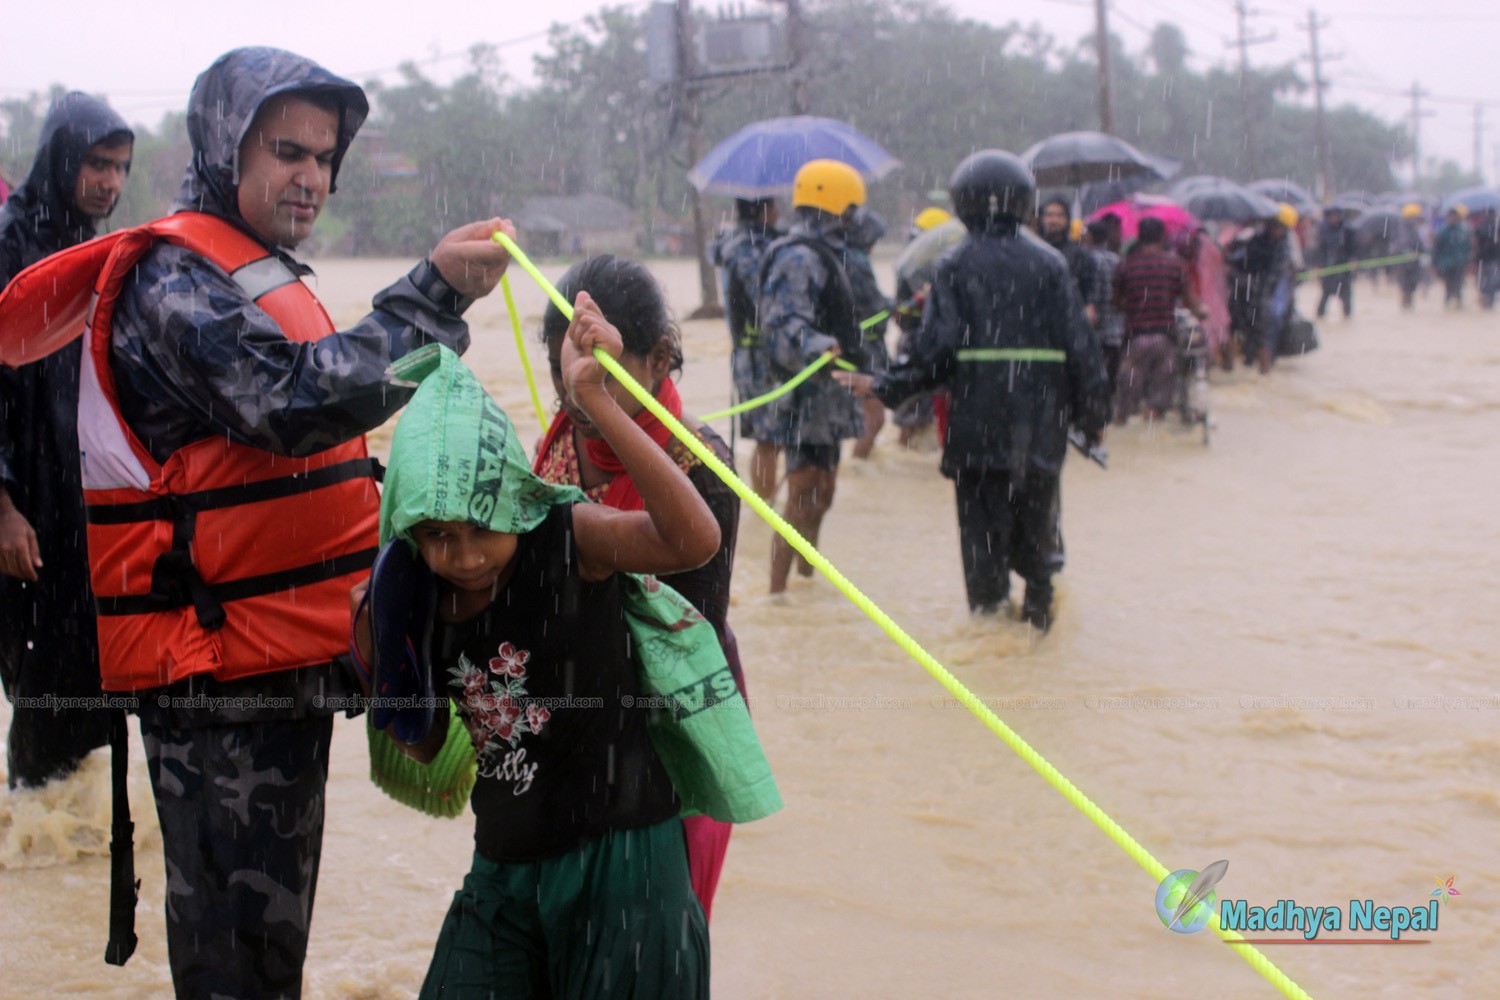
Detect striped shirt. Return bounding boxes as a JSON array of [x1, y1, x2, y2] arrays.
[[1114, 247, 1189, 337]]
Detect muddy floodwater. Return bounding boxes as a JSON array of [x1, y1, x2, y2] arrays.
[[2, 253, 1497, 998]]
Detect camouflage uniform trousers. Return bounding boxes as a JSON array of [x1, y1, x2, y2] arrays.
[[730, 343, 778, 442], [141, 714, 333, 999]]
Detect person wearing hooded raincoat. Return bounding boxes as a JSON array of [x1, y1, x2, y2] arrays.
[[709, 197, 781, 497], [7, 48, 514, 996], [842, 179, 1111, 631], [0, 92, 133, 789]]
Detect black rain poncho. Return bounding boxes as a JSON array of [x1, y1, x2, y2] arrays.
[[0, 92, 132, 787]]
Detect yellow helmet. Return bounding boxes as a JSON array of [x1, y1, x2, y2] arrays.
[[1276, 202, 1299, 228], [913, 207, 952, 231], [792, 159, 866, 217], [1401, 202, 1423, 218], [1453, 203, 1470, 218]]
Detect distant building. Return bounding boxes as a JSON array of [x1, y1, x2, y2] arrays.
[[513, 194, 640, 256]]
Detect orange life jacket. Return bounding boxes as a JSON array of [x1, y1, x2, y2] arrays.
[[71, 212, 379, 692]]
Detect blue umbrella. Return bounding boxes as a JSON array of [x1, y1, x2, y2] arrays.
[[1441, 186, 1500, 214], [687, 116, 900, 198]]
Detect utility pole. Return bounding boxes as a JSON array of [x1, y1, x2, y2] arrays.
[[1095, 0, 1114, 134], [1302, 9, 1336, 201], [676, 0, 722, 317], [1409, 81, 1432, 189], [785, 0, 810, 114], [1227, 0, 1276, 178]]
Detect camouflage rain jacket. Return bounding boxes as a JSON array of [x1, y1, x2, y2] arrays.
[[756, 212, 864, 447]]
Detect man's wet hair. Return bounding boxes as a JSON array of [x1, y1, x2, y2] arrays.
[[735, 198, 774, 221], [1137, 217, 1167, 244], [1086, 220, 1110, 245]]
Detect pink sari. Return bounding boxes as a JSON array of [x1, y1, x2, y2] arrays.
[[1189, 233, 1231, 355]]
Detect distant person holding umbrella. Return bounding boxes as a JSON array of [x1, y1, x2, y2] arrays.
[[757, 159, 868, 595]]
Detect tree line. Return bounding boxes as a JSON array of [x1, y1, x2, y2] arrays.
[[2, 1, 1479, 257]]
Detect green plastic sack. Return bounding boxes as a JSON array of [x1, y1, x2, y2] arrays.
[[371, 344, 781, 824], [624, 573, 782, 824]]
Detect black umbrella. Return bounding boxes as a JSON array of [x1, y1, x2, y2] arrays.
[[1249, 178, 1318, 214], [1175, 178, 1280, 223], [1020, 131, 1174, 187], [1324, 197, 1369, 218], [1167, 175, 1225, 197], [1079, 171, 1160, 217], [1352, 206, 1406, 240]]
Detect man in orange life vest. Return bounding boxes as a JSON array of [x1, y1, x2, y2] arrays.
[[6, 49, 513, 996]]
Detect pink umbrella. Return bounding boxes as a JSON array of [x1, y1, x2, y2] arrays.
[[1087, 194, 1198, 245]]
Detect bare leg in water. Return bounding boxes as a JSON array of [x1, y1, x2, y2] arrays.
[[851, 397, 885, 460], [771, 465, 837, 593], [749, 442, 780, 502]]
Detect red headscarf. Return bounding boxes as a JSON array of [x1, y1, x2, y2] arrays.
[[533, 376, 683, 511]]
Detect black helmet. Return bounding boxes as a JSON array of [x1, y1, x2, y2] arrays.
[[948, 150, 1035, 223]]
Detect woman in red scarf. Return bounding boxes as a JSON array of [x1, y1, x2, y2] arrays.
[[534, 255, 745, 924]]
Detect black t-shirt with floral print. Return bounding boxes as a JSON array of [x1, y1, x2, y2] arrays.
[[435, 503, 679, 862]]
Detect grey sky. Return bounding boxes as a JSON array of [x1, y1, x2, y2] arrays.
[[3, 0, 1495, 183]]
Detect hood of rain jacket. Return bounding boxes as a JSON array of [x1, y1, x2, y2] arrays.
[[0, 92, 132, 279]]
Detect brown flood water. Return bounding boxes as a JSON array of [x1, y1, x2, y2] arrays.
[[2, 255, 1497, 998]]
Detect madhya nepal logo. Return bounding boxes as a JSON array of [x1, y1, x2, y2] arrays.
[[1154, 863, 1452, 942]]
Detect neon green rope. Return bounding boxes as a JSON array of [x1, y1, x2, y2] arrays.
[[957, 348, 1068, 363], [859, 309, 890, 330], [1296, 251, 1420, 281], [493, 231, 1313, 1000], [703, 351, 836, 420], [500, 274, 550, 433]]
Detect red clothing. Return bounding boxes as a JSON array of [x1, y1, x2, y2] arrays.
[[532, 386, 741, 922], [1114, 246, 1190, 336]]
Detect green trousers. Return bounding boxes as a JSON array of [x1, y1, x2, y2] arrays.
[[420, 819, 709, 998]]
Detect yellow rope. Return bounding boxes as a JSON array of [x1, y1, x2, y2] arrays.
[[499, 274, 549, 432], [490, 231, 1313, 999]]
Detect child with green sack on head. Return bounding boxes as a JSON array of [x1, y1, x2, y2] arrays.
[[350, 292, 757, 998]]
